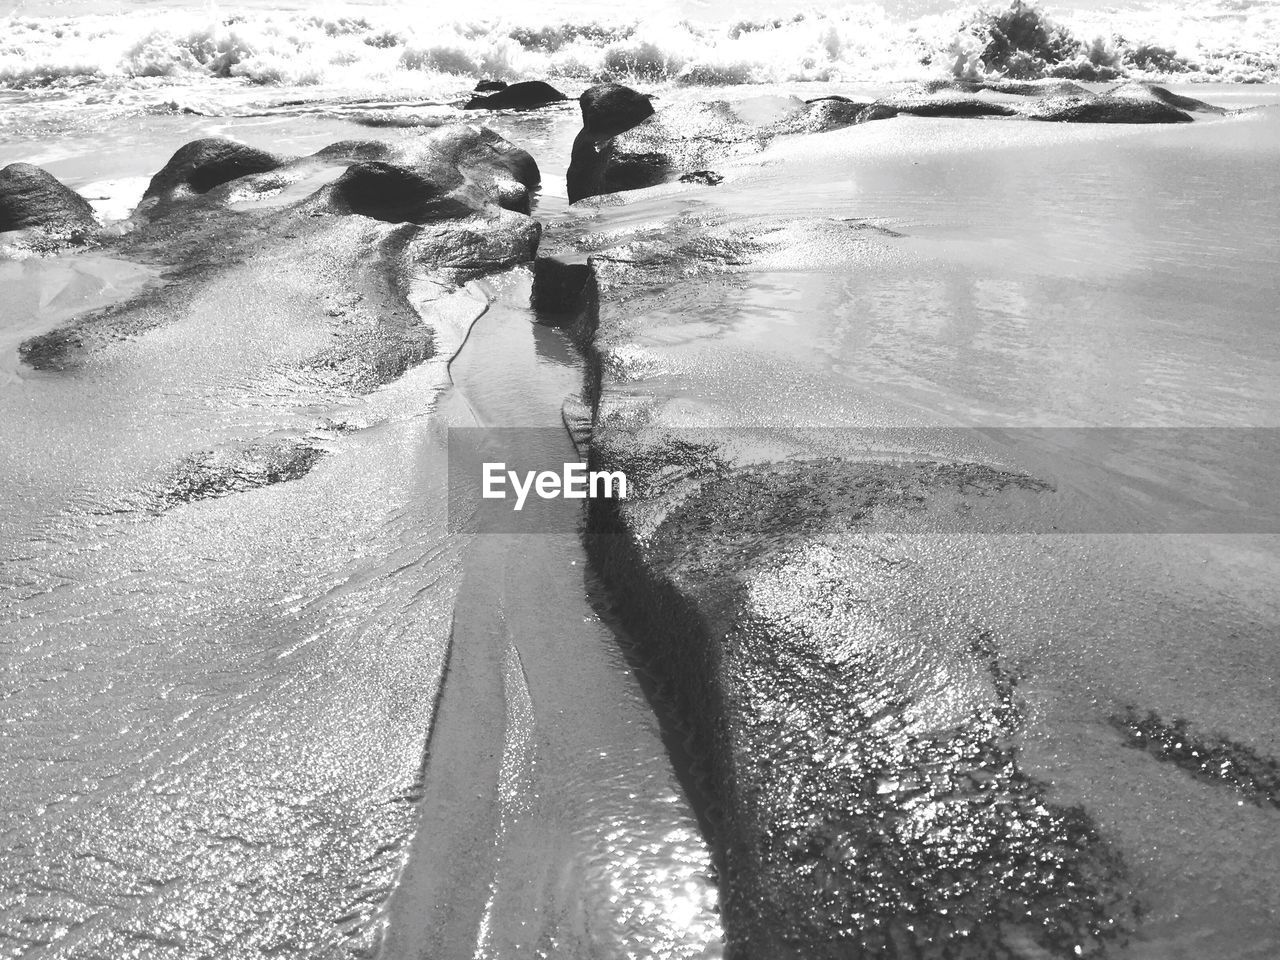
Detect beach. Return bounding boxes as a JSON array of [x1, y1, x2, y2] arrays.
[[3, 2, 1280, 958]]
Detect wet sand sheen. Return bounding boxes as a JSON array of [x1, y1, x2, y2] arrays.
[[379, 272, 721, 959]]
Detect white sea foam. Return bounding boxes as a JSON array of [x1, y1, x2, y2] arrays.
[[1, 1, 1278, 93]]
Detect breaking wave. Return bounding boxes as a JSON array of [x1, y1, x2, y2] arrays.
[[1, 1, 1278, 91]]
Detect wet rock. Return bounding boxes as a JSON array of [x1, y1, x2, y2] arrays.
[[0, 162, 98, 243], [141, 137, 285, 204], [855, 102, 900, 124], [1028, 94, 1193, 123], [423, 124, 540, 212], [802, 96, 871, 129], [922, 78, 1092, 97], [474, 78, 508, 92], [531, 255, 593, 320], [843, 80, 1220, 126], [23, 124, 542, 375], [579, 82, 656, 141], [137, 126, 540, 223], [313, 139, 401, 164], [873, 88, 1019, 118], [463, 79, 567, 111], [678, 170, 724, 186], [1106, 80, 1229, 115], [569, 95, 814, 203]]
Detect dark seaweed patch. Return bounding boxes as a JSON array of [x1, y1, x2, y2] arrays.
[[678, 170, 725, 186], [725, 606, 1138, 959], [156, 439, 326, 509], [1111, 708, 1280, 809]]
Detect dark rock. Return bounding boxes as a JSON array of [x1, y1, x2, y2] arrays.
[[566, 90, 875, 202], [899, 98, 1017, 118], [142, 137, 285, 203], [141, 126, 541, 220], [1029, 95, 1194, 123], [802, 97, 871, 129], [313, 140, 398, 163], [326, 161, 476, 224], [979, 78, 1094, 97], [854, 81, 1216, 125], [471, 126, 541, 190], [24, 125, 542, 371], [874, 88, 1019, 118], [855, 102, 900, 124], [0, 162, 98, 239], [568, 96, 809, 204], [567, 83, 665, 203], [1106, 80, 1229, 115], [678, 170, 723, 186], [474, 78, 508, 92], [579, 82, 655, 141], [531, 255, 593, 321], [463, 80, 567, 111], [397, 125, 540, 213]]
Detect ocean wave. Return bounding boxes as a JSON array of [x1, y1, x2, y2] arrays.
[[1, 1, 1278, 92]]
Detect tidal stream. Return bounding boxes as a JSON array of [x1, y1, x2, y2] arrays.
[[379, 272, 720, 959]]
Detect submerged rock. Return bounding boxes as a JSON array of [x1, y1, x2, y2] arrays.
[[463, 79, 567, 111], [0, 162, 99, 245]]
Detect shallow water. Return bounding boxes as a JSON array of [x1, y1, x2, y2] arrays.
[[0, 254, 158, 383], [0, 249, 473, 958], [576, 94, 1280, 524], [0, 88, 719, 959], [380, 273, 720, 960]]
